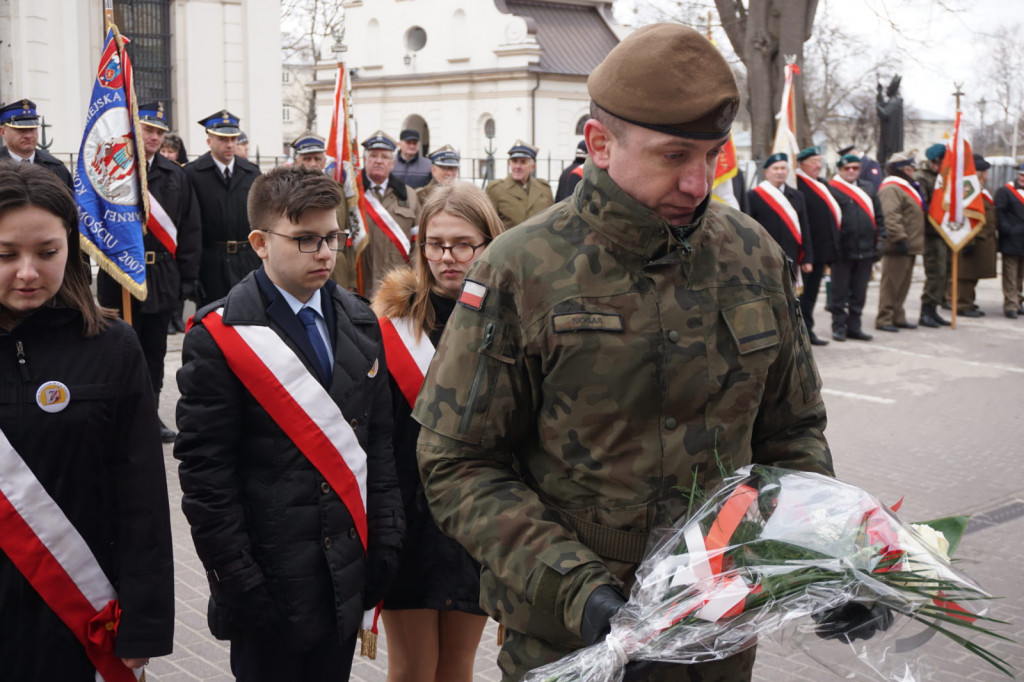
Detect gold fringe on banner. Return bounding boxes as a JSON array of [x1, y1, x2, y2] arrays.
[[79, 234, 148, 301], [359, 627, 377, 659]]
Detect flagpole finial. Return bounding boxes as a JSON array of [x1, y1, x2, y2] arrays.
[[952, 83, 965, 111], [332, 24, 347, 58]]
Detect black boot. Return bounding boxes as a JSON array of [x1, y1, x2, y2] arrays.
[[154, 392, 177, 443], [932, 306, 951, 326], [919, 305, 941, 328]]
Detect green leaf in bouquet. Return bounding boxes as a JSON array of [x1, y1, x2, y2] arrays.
[[917, 515, 969, 556]]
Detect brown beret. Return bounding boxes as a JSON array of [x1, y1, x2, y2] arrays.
[[588, 23, 740, 140]]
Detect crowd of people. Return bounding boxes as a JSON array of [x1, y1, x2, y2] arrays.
[[1, 19, 1022, 682]]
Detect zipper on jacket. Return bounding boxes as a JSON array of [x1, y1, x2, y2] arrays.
[[15, 340, 30, 382], [458, 321, 496, 435]]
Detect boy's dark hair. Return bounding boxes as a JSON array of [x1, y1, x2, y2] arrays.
[[247, 166, 343, 229]]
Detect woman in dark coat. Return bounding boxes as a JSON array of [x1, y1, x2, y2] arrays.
[[372, 182, 504, 682], [0, 163, 174, 680]]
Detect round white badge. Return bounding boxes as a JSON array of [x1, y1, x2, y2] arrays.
[[36, 381, 71, 413]]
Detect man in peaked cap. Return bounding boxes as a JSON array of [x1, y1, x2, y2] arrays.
[[185, 110, 262, 305], [915, 142, 951, 327], [236, 130, 250, 160], [96, 102, 201, 442], [360, 130, 420, 296], [485, 139, 554, 229], [392, 127, 432, 189], [414, 22, 836, 682], [555, 140, 588, 202], [291, 132, 327, 172], [416, 144, 460, 204], [0, 99, 73, 189], [875, 150, 925, 332]]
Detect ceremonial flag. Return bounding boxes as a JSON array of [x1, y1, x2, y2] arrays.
[[326, 61, 369, 260], [928, 110, 985, 251], [74, 25, 149, 300], [712, 135, 740, 209], [771, 59, 800, 189]]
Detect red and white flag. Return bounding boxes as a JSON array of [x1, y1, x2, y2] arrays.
[[928, 110, 986, 251], [771, 59, 800, 189], [712, 135, 740, 209], [326, 61, 369, 262]]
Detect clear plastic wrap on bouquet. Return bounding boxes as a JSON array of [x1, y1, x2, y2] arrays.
[[524, 465, 1010, 682]]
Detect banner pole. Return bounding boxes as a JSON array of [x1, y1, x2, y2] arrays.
[[951, 251, 958, 329], [122, 287, 133, 325]]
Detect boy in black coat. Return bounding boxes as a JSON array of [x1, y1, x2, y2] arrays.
[[175, 166, 404, 680]]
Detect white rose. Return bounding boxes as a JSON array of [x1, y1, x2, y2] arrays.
[[909, 524, 950, 560]]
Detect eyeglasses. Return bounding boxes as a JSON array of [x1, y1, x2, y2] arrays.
[[262, 230, 346, 252], [421, 242, 486, 262]]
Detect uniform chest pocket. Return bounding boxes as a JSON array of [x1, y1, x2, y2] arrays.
[[721, 296, 780, 355]]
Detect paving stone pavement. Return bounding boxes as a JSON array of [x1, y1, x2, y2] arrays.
[[148, 264, 1023, 681]]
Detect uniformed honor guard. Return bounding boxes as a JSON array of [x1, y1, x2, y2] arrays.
[[175, 166, 403, 681], [360, 130, 421, 296], [827, 154, 886, 341], [555, 140, 588, 202], [957, 155, 998, 316], [236, 130, 250, 160], [485, 140, 554, 229], [0, 99, 73, 189], [416, 144, 460, 205], [96, 102, 201, 442], [415, 23, 841, 682], [875, 151, 925, 332], [916, 144, 951, 327], [795, 145, 842, 346], [747, 152, 813, 274], [185, 110, 262, 305]]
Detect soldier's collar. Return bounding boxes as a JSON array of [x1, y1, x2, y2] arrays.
[[576, 161, 707, 258]]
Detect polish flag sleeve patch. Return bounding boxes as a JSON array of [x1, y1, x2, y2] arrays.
[[458, 280, 488, 310]]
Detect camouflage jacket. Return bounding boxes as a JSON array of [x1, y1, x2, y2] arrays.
[[414, 162, 832, 647]]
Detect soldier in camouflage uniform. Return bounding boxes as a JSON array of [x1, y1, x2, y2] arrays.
[[486, 140, 554, 229], [414, 24, 834, 682]]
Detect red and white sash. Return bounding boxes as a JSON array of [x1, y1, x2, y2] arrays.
[[0, 429, 138, 682], [378, 316, 434, 408], [146, 192, 177, 258], [829, 176, 876, 227], [363, 192, 411, 262], [752, 180, 803, 260], [796, 168, 842, 227], [983, 189, 994, 206], [1004, 183, 1024, 206], [200, 308, 370, 548], [880, 176, 923, 212]]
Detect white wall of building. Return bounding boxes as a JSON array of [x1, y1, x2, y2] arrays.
[[0, 0, 281, 162]]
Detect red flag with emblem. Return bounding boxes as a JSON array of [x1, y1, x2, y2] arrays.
[[928, 110, 986, 252]]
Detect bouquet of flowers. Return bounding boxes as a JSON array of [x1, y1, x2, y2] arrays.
[[524, 465, 1012, 682]]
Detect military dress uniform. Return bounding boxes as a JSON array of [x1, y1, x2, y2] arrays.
[[361, 162, 420, 296], [416, 144, 460, 205], [185, 111, 261, 305], [486, 141, 554, 229], [875, 156, 925, 330], [415, 160, 833, 680], [916, 145, 951, 325]]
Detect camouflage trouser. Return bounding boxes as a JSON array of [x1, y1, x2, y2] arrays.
[[498, 627, 756, 682], [921, 233, 950, 307]]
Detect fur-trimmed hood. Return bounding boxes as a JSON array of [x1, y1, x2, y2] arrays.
[[370, 266, 419, 319]]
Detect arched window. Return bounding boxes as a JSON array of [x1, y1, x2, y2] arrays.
[[574, 115, 588, 136]]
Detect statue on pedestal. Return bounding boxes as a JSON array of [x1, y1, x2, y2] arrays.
[[877, 75, 904, 166]]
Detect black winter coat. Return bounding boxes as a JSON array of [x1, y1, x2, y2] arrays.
[[372, 273, 484, 614], [97, 153, 202, 313], [184, 152, 261, 305], [175, 269, 404, 650], [995, 182, 1024, 256], [796, 173, 841, 264], [746, 183, 814, 265], [828, 177, 887, 261], [0, 308, 174, 679], [0, 146, 74, 190]]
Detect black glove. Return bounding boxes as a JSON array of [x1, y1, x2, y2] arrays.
[[582, 586, 678, 680], [813, 602, 894, 644], [873, 243, 885, 262], [180, 279, 197, 302], [895, 239, 909, 256], [961, 243, 976, 257], [581, 585, 626, 646], [214, 582, 279, 630]]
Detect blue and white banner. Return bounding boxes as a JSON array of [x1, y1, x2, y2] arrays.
[[74, 26, 148, 299]]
